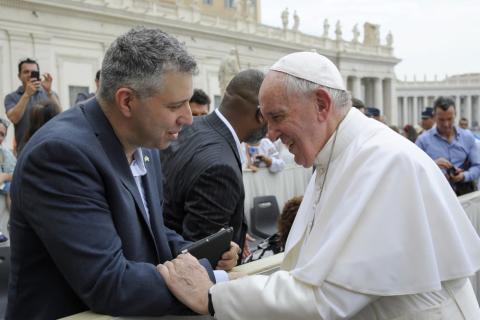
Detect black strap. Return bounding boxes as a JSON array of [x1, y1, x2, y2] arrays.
[[208, 287, 215, 316]]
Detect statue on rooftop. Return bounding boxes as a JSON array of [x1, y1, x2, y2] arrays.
[[335, 20, 342, 40], [281, 7, 289, 30], [323, 18, 330, 37], [292, 10, 300, 31], [352, 23, 360, 43], [386, 31, 394, 47], [218, 48, 240, 95]]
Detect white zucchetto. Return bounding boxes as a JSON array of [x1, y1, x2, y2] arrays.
[[270, 52, 346, 91]]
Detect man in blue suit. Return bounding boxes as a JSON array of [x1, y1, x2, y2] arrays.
[[6, 27, 239, 319]]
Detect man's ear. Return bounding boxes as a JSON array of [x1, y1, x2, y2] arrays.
[[115, 88, 135, 118], [314, 88, 332, 121]]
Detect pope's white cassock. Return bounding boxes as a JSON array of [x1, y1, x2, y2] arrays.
[[211, 107, 480, 319]]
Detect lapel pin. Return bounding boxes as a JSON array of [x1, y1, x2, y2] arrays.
[[144, 155, 150, 163]]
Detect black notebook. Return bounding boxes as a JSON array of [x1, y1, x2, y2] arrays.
[[181, 227, 233, 267]]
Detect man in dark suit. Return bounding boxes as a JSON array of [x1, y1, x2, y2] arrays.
[[6, 27, 239, 320], [161, 69, 266, 255]]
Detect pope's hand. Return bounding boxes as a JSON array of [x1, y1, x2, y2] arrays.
[[157, 253, 212, 315]]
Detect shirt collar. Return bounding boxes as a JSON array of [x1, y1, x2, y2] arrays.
[[130, 148, 147, 177], [214, 108, 246, 164], [433, 126, 460, 140]]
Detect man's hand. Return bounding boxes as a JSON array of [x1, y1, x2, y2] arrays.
[[216, 241, 240, 271], [41, 72, 53, 93], [450, 170, 465, 183], [157, 253, 212, 315], [256, 154, 273, 167], [242, 233, 255, 258], [25, 79, 40, 97], [435, 157, 452, 169]]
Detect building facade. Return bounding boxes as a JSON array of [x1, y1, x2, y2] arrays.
[[396, 73, 480, 128], [0, 0, 400, 146]]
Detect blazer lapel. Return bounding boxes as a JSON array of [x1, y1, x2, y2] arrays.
[[205, 112, 242, 170], [81, 99, 154, 234], [140, 149, 171, 262]]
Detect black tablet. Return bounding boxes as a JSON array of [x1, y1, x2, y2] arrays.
[[181, 227, 233, 267]]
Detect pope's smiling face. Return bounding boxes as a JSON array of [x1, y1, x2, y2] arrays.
[[259, 71, 328, 168]]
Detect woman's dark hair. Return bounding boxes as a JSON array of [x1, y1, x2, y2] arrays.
[[23, 100, 61, 144], [403, 124, 418, 143], [277, 196, 303, 248]]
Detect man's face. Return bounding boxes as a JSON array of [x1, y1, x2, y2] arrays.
[[459, 119, 469, 129], [421, 117, 434, 130], [189, 102, 209, 116], [435, 106, 456, 137], [130, 71, 193, 150], [259, 72, 324, 167], [19, 63, 39, 86], [0, 124, 6, 145]]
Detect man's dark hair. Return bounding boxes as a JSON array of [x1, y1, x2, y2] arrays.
[[95, 70, 101, 81], [18, 58, 39, 74], [433, 96, 455, 113], [99, 27, 197, 104], [351, 97, 365, 110], [190, 89, 210, 106]]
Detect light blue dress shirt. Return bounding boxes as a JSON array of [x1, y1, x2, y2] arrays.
[[416, 127, 480, 182]]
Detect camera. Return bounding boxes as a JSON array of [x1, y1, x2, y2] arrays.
[[446, 166, 457, 176], [30, 70, 40, 81]]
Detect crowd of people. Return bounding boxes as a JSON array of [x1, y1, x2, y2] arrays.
[[1, 26, 480, 319]]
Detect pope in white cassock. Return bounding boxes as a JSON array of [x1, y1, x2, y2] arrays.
[[158, 52, 480, 319]]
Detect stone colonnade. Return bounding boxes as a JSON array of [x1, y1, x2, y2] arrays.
[[346, 75, 396, 122], [397, 94, 480, 127]]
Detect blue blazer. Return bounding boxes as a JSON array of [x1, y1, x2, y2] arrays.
[[7, 98, 214, 319]]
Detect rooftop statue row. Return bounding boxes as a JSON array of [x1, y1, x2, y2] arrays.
[[281, 8, 393, 47], [67, 0, 394, 49]]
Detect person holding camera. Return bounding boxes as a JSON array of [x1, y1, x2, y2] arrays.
[[245, 137, 285, 173], [3, 58, 60, 154], [416, 96, 480, 196]]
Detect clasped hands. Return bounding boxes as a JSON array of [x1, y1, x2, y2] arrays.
[[157, 241, 246, 315]]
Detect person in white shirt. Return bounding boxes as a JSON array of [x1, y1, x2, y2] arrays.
[[245, 138, 285, 173], [157, 52, 480, 319]]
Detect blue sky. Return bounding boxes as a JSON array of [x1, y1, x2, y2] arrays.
[[261, 0, 480, 80]]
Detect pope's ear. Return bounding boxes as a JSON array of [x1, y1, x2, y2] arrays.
[[115, 88, 135, 118], [314, 88, 332, 121]]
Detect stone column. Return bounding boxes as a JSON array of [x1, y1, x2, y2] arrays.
[[474, 96, 480, 128], [383, 78, 396, 125], [373, 77, 383, 113], [398, 96, 405, 126], [466, 95, 473, 125], [412, 96, 418, 125], [455, 96, 461, 120], [403, 97, 408, 126], [352, 76, 362, 100]]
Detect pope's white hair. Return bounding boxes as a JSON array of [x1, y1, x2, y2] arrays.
[[283, 73, 351, 110]]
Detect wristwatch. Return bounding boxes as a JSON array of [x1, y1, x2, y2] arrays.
[[207, 287, 215, 316]]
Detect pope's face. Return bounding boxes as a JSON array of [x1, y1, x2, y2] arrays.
[[259, 72, 324, 167], [130, 71, 193, 149]]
